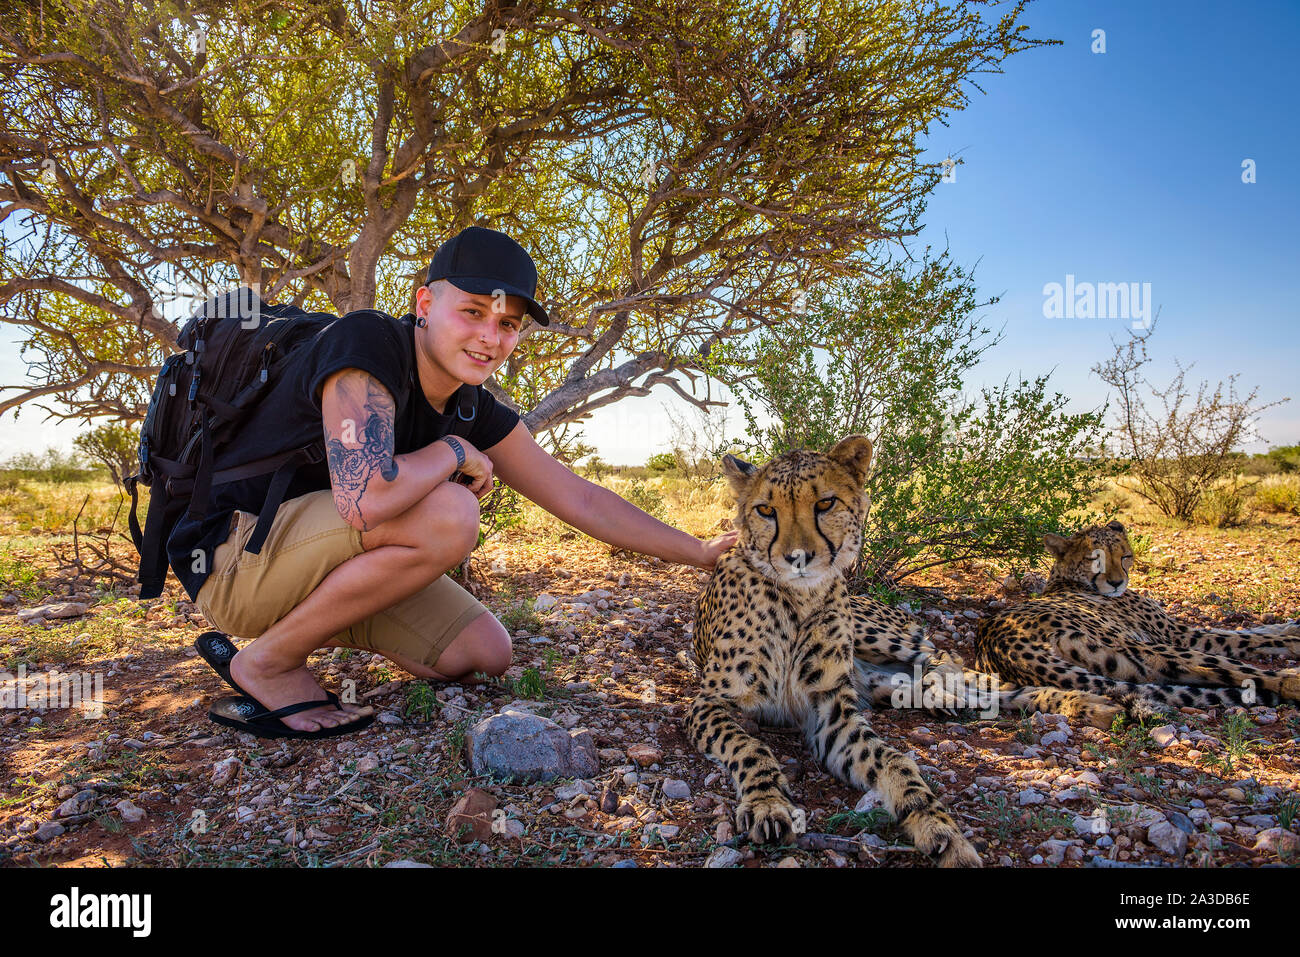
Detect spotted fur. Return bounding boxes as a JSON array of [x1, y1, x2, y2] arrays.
[[689, 436, 984, 866], [975, 521, 1300, 717]]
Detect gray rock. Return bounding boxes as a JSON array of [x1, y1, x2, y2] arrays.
[[1167, 810, 1194, 834], [1253, 828, 1300, 856], [1149, 724, 1178, 748], [383, 860, 433, 868], [610, 859, 638, 868], [18, 601, 88, 621], [1040, 730, 1070, 746], [114, 799, 146, 823], [533, 593, 558, 611], [1018, 788, 1046, 806], [34, 821, 65, 843], [1147, 820, 1188, 857], [553, 780, 589, 801], [1241, 814, 1275, 828], [662, 778, 692, 800], [56, 789, 96, 818], [1039, 839, 1072, 865], [211, 756, 240, 787], [705, 846, 744, 868], [467, 709, 599, 783]]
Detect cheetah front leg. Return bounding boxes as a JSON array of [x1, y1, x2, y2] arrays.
[[685, 694, 798, 844], [803, 684, 981, 867]]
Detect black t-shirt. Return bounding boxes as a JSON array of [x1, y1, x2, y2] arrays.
[[165, 309, 520, 602]]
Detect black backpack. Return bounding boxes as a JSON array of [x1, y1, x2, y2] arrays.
[[125, 287, 477, 600]]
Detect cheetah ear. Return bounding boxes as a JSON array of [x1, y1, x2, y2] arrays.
[[828, 434, 874, 485], [1043, 533, 1069, 559], [1106, 520, 1125, 532], [722, 454, 758, 496]]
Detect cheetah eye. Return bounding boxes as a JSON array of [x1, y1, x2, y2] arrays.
[[1121, 555, 1133, 567], [814, 497, 836, 513], [755, 504, 776, 518]]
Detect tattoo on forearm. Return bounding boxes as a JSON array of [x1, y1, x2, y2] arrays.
[[325, 371, 398, 530]]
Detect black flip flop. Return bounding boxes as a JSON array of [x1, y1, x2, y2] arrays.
[[208, 691, 375, 739], [195, 631, 247, 697]]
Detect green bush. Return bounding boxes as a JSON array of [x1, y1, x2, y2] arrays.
[[1252, 475, 1300, 515], [707, 254, 1113, 583], [1266, 445, 1300, 474], [646, 452, 678, 472], [1193, 483, 1251, 528], [625, 480, 666, 520]]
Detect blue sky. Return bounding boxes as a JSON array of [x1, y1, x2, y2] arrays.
[[3, 0, 1296, 463]]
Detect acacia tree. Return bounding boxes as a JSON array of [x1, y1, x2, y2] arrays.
[[1, 0, 1049, 439], [1093, 322, 1288, 521]]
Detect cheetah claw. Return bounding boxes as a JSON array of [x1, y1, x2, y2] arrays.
[[736, 794, 799, 845]]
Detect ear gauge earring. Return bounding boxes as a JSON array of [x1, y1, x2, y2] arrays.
[[415, 314, 427, 328]]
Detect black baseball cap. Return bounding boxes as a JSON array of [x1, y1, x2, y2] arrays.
[[424, 226, 550, 325]]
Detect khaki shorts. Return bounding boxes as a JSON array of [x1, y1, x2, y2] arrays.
[[195, 489, 488, 670]]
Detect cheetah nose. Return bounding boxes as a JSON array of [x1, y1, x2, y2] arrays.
[[1106, 577, 1124, 587], [785, 550, 814, 566]]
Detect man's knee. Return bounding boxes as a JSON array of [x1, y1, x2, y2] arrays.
[[472, 617, 513, 677], [368, 481, 480, 576]]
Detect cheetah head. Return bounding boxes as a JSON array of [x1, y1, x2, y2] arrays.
[[721, 435, 873, 590], [1043, 520, 1134, 597]]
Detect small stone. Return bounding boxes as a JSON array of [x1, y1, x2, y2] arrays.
[[34, 822, 65, 843], [1167, 811, 1194, 834], [235, 806, 256, 823], [662, 779, 691, 800], [377, 712, 403, 725], [1040, 730, 1070, 746], [533, 593, 558, 610], [626, 743, 663, 768], [1018, 789, 1046, 806], [211, 756, 240, 787], [776, 856, 801, 868], [1223, 787, 1247, 802], [17, 601, 88, 621], [1146, 820, 1188, 857], [554, 780, 590, 801], [447, 788, 498, 844], [1149, 724, 1178, 749], [1253, 828, 1300, 856], [115, 799, 146, 823], [854, 790, 885, 813], [355, 753, 379, 774], [57, 789, 96, 817], [383, 860, 434, 868], [715, 820, 734, 844], [599, 789, 619, 814]]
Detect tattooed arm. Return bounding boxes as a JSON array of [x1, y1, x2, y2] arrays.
[[320, 368, 465, 531]]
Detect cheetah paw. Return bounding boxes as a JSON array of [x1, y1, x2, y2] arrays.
[[910, 815, 983, 868], [1066, 695, 1124, 730], [736, 794, 800, 845]]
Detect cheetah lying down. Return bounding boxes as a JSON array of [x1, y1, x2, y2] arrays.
[[973, 521, 1300, 719]]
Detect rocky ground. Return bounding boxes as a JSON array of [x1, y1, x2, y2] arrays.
[[2, 513, 1300, 868]]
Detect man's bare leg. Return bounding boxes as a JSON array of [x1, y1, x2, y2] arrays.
[[322, 610, 512, 681], [229, 482, 484, 732]]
